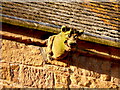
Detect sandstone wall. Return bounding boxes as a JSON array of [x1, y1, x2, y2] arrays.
[[1, 39, 120, 88], [0, 24, 120, 89]]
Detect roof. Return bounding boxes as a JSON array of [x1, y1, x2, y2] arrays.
[[1, 2, 120, 48]]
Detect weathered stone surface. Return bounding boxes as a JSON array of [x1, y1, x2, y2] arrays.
[[90, 79, 118, 88], [0, 79, 27, 88], [2, 39, 44, 66], [0, 62, 11, 81], [101, 60, 111, 74], [100, 74, 111, 81], [72, 53, 103, 70], [1, 38, 120, 88], [44, 64, 69, 72], [71, 54, 103, 78], [19, 65, 54, 88], [70, 75, 92, 87], [44, 65, 70, 88], [54, 72, 69, 88], [111, 62, 120, 86], [10, 63, 20, 83]]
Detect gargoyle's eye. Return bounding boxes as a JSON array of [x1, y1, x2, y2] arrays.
[[64, 40, 67, 44], [66, 27, 70, 31], [70, 31, 74, 34]]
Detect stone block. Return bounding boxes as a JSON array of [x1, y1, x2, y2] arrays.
[[44, 64, 69, 72], [9, 63, 20, 83], [101, 60, 111, 74], [2, 39, 44, 66], [111, 62, 120, 85], [77, 68, 100, 79], [54, 72, 69, 88], [19, 65, 54, 88], [0, 62, 11, 81], [71, 54, 102, 79], [44, 65, 70, 88], [100, 74, 111, 81], [72, 53, 103, 71], [70, 74, 92, 87], [111, 77, 120, 87], [90, 79, 118, 88]]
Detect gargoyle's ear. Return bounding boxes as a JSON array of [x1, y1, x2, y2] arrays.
[[61, 26, 70, 32], [61, 26, 66, 32], [77, 30, 84, 36]]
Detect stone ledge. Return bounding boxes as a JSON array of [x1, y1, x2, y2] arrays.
[[1, 16, 120, 48]]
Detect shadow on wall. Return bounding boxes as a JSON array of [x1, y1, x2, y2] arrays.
[[2, 23, 55, 40], [69, 49, 120, 80]]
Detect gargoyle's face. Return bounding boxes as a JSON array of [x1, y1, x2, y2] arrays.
[[61, 26, 84, 48]]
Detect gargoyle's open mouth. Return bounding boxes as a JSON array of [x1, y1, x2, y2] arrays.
[[64, 40, 77, 48], [70, 43, 76, 47]]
